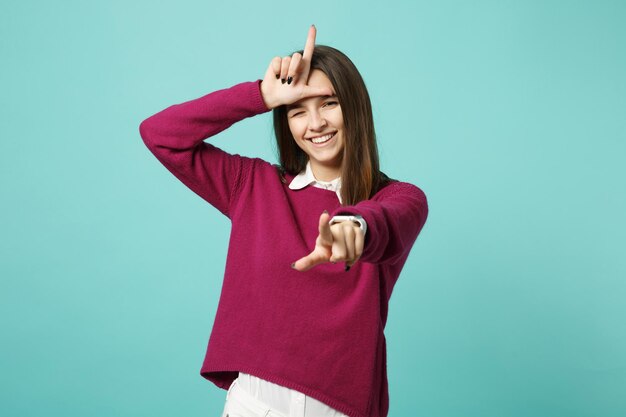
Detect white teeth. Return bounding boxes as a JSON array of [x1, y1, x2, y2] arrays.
[[310, 133, 335, 144]]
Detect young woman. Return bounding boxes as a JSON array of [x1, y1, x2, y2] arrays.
[[140, 26, 428, 417]]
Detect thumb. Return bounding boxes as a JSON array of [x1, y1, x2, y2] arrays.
[[318, 211, 333, 244], [300, 85, 334, 100]]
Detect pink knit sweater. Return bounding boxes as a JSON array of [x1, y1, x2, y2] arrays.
[[139, 80, 428, 417]]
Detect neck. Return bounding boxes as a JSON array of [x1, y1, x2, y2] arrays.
[[310, 162, 341, 182]]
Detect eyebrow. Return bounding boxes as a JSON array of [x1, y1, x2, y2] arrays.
[[286, 95, 338, 111]]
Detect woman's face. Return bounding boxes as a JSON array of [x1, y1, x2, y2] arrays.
[[286, 69, 345, 180]]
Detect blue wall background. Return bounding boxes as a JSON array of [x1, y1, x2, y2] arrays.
[[1, 1, 625, 416]]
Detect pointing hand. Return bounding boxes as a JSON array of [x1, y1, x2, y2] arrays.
[[292, 211, 364, 272]]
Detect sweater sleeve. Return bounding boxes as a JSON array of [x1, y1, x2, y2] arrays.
[[330, 182, 428, 265], [139, 80, 270, 217]]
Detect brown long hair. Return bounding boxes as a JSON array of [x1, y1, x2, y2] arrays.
[[273, 45, 392, 206]]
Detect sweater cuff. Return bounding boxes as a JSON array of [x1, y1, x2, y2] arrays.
[[253, 79, 272, 113]]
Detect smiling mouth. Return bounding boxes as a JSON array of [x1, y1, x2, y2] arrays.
[[307, 132, 336, 144]]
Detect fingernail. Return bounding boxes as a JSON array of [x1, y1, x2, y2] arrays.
[[323, 210, 328, 214], [281, 78, 286, 84], [291, 263, 296, 269], [345, 264, 351, 272], [287, 76, 293, 85], [276, 74, 280, 79]]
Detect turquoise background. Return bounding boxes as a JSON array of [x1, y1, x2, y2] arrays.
[[1, 1, 625, 416]]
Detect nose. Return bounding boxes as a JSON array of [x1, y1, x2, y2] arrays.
[[307, 110, 327, 131]]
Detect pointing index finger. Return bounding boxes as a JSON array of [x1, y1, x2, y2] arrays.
[[292, 251, 324, 272], [302, 25, 316, 63]]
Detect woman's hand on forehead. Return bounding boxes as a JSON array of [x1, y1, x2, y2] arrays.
[[260, 25, 333, 110]]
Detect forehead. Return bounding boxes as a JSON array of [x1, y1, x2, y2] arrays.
[[287, 70, 336, 110], [307, 69, 333, 89]]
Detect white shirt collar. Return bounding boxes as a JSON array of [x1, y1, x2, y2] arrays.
[[288, 161, 342, 203]]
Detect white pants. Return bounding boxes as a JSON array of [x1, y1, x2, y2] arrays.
[[221, 378, 349, 417]]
